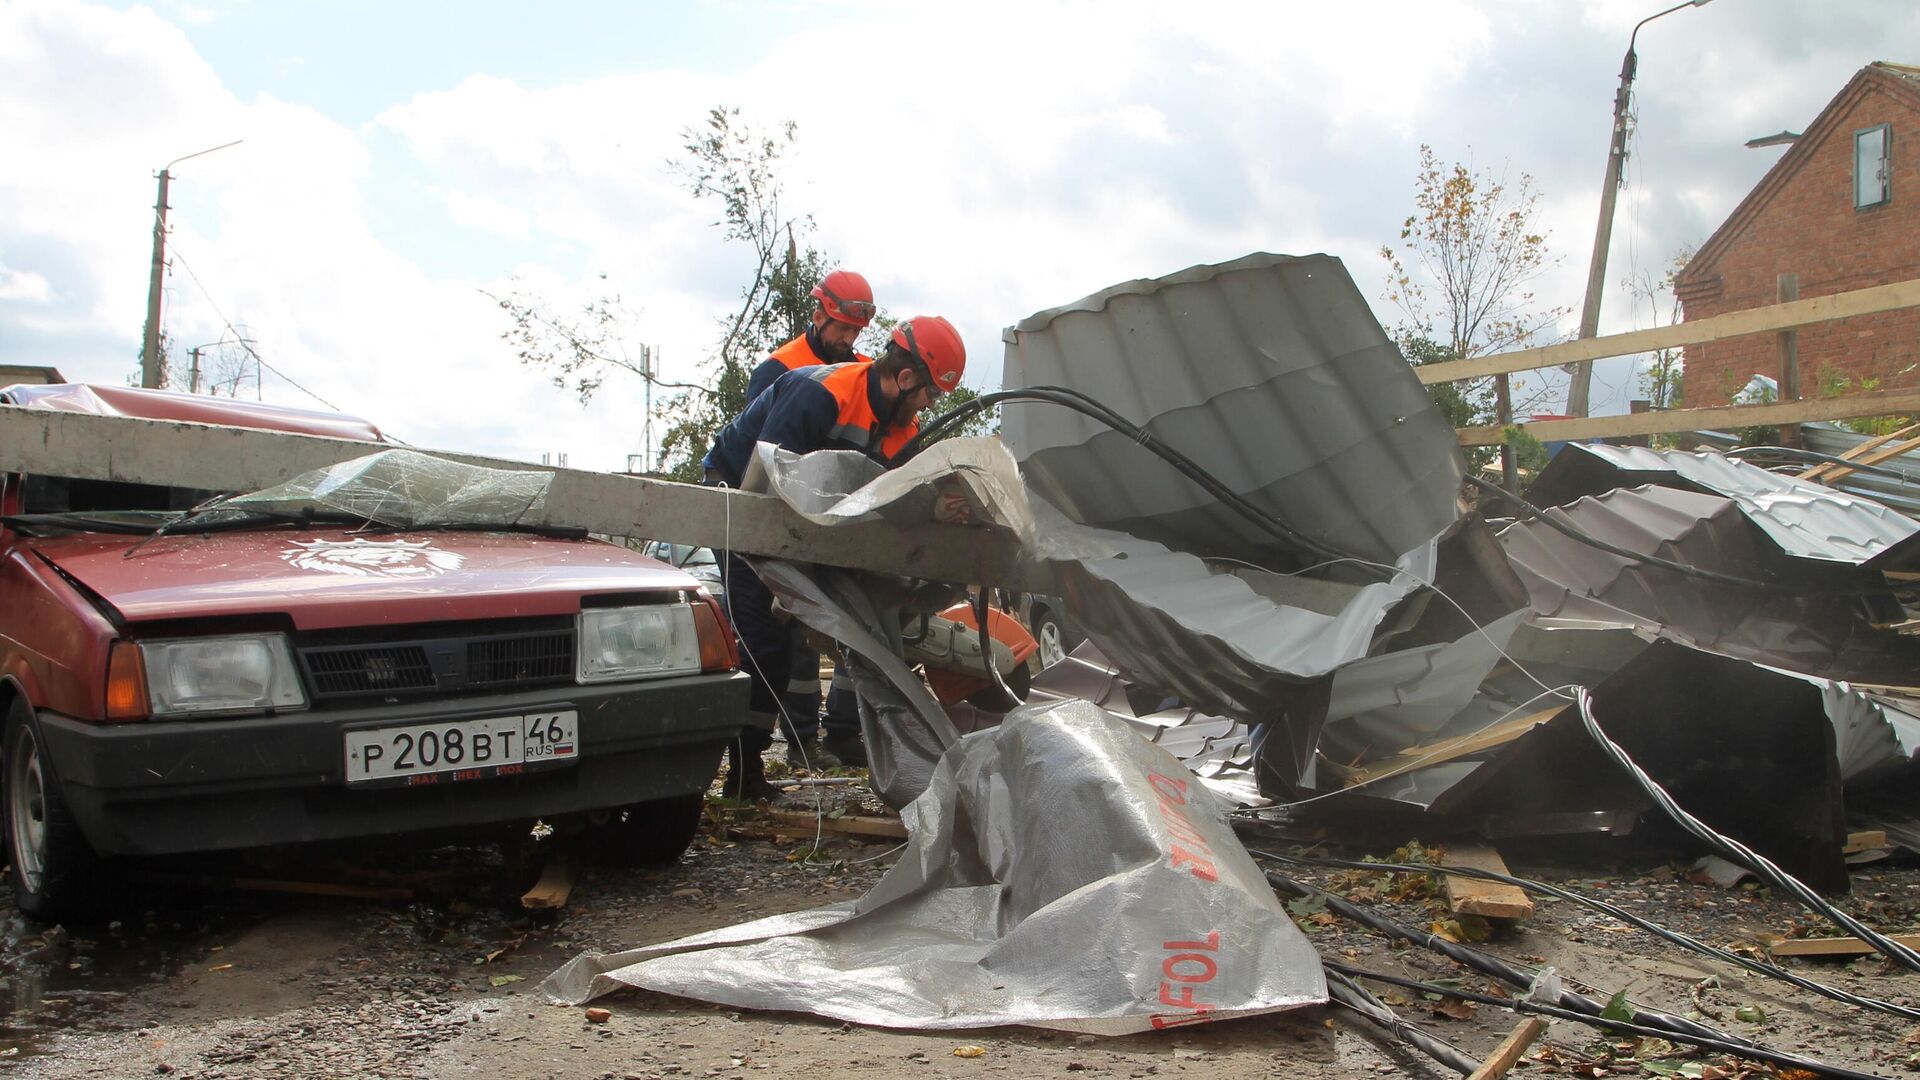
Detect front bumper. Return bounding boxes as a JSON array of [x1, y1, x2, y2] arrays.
[[38, 671, 750, 856]]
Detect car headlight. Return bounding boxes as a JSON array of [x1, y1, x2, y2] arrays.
[[577, 604, 702, 683], [139, 633, 308, 717]]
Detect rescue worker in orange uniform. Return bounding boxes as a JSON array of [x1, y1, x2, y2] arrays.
[[744, 268, 875, 404], [742, 268, 875, 767], [702, 315, 967, 801]]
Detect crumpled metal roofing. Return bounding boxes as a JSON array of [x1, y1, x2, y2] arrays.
[[1526, 442, 1920, 567], [1001, 252, 1462, 567], [742, 435, 1444, 725], [1690, 425, 1920, 520], [1498, 483, 1920, 684]]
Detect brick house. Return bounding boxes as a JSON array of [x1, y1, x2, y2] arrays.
[[1675, 62, 1920, 405]]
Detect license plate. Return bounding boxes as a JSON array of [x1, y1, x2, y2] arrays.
[[344, 711, 579, 787]]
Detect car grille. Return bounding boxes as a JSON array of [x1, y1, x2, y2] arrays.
[[298, 626, 576, 702]]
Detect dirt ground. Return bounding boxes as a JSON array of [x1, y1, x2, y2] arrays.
[[3, 769, 1919, 1079]]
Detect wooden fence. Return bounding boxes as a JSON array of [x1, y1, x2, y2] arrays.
[[1425, 279, 1920, 447]]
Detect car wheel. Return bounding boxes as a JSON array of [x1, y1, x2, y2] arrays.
[[1030, 608, 1069, 670], [588, 791, 707, 866], [4, 699, 107, 921]]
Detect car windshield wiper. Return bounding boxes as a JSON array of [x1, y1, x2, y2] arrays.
[[120, 506, 378, 559], [170, 507, 376, 533], [356, 520, 590, 540], [1, 512, 173, 536]]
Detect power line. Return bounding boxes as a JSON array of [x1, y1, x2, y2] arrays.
[[164, 242, 343, 412]]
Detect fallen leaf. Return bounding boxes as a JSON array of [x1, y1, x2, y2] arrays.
[[952, 1045, 987, 1058], [1733, 1004, 1766, 1023], [1599, 989, 1634, 1022], [1430, 997, 1476, 1021], [490, 974, 525, 988]]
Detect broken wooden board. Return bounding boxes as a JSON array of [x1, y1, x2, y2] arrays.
[[223, 876, 413, 904], [1467, 1016, 1547, 1080], [1767, 931, 1920, 958], [1844, 830, 1890, 855], [1798, 421, 1920, 481], [520, 857, 579, 911], [1441, 844, 1534, 921], [765, 809, 908, 841], [1813, 433, 1920, 485], [1329, 706, 1563, 788]]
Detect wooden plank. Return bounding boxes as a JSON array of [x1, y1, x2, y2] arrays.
[[1419, 278, 1920, 385], [1768, 931, 1920, 958], [1336, 706, 1561, 787], [224, 876, 413, 904], [1467, 1017, 1548, 1080], [1798, 421, 1920, 480], [0, 406, 1032, 587], [1455, 387, 1920, 446], [766, 809, 907, 840], [520, 857, 579, 910], [1811, 434, 1920, 485], [1844, 830, 1890, 855], [1441, 844, 1534, 921]]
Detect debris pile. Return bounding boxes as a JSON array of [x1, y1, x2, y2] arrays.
[[549, 252, 1920, 1075]]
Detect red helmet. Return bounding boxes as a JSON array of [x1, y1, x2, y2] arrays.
[[810, 268, 875, 327], [893, 315, 966, 395]]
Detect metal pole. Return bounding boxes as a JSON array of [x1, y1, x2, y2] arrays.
[[1566, 50, 1637, 418], [643, 344, 655, 473], [1566, 0, 1712, 418], [140, 169, 171, 389], [189, 346, 203, 394], [138, 141, 244, 392]]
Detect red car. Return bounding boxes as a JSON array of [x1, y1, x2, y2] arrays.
[[0, 385, 748, 920]]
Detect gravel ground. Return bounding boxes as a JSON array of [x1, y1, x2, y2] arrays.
[[2, 764, 1919, 1079]]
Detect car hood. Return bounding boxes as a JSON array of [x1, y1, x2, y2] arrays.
[[29, 527, 696, 630]]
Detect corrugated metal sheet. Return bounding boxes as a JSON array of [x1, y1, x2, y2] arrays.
[[1498, 484, 1920, 683], [1690, 425, 1920, 520], [1001, 252, 1462, 566], [1527, 442, 1920, 567]]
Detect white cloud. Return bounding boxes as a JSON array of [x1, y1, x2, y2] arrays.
[[433, 187, 532, 239], [0, 266, 54, 303], [4, 0, 1916, 475]]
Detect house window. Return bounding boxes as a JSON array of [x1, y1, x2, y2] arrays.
[[1855, 123, 1891, 208]]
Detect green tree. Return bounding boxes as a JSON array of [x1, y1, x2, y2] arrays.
[[1381, 145, 1568, 489], [489, 106, 835, 482], [1624, 246, 1691, 415]]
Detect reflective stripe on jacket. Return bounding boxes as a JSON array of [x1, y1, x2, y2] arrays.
[[797, 362, 919, 462], [745, 333, 871, 405]]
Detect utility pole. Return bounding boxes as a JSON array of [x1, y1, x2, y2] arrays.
[[1566, 0, 1711, 418], [138, 141, 244, 390], [139, 168, 172, 389], [642, 344, 656, 473]]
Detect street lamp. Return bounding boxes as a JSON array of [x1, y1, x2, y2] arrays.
[[140, 140, 243, 389], [1565, 0, 1711, 418]]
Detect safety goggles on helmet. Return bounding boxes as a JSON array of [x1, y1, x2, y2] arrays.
[[816, 282, 877, 325], [897, 320, 947, 401]]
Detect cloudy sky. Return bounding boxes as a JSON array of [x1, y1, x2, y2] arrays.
[[1, 0, 1908, 471]]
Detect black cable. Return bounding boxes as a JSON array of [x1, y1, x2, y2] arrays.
[[1265, 869, 1754, 1050], [903, 386, 1374, 569], [1323, 962, 1883, 1080], [971, 588, 1025, 711], [1575, 687, 1920, 974], [1466, 473, 1896, 596], [1323, 968, 1480, 1075], [1255, 849, 1920, 1022]]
